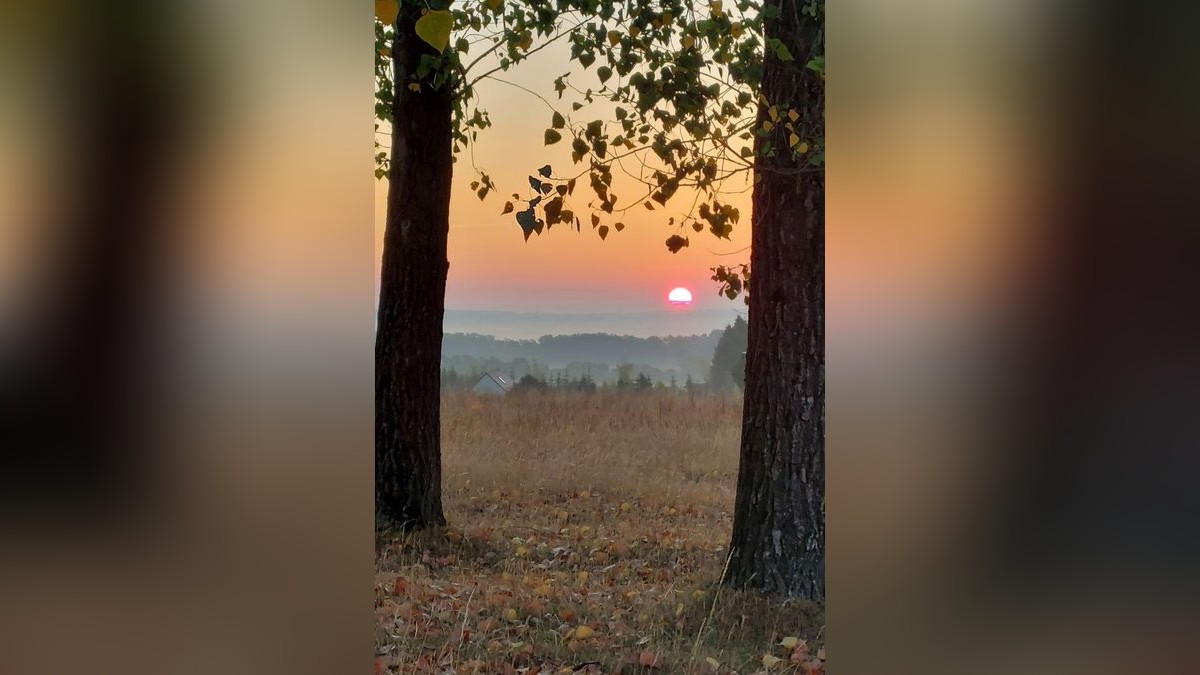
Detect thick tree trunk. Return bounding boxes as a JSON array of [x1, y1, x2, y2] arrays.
[[375, 9, 454, 529], [726, 0, 824, 599]]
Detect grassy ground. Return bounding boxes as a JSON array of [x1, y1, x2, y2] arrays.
[[375, 390, 824, 674]]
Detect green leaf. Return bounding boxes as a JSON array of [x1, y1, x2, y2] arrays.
[[597, 66, 613, 83], [544, 129, 562, 145], [415, 10, 454, 53], [552, 111, 566, 129], [769, 38, 795, 62]]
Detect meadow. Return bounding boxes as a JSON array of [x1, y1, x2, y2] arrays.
[[375, 390, 825, 674]]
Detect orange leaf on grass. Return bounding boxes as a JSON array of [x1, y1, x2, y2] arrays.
[[638, 651, 662, 668]]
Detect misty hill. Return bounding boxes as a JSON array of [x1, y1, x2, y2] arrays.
[[440, 328, 733, 385], [443, 308, 744, 340], [443, 331, 721, 369]]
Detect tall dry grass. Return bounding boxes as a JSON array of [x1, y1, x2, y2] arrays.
[[441, 390, 743, 507], [376, 390, 824, 674]]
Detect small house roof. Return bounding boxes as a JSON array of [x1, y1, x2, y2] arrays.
[[478, 370, 513, 392]]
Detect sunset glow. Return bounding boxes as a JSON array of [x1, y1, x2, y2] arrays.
[[668, 287, 693, 305], [375, 37, 751, 314]]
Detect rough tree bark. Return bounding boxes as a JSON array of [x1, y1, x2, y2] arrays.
[[375, 7, 454, 529], [726, 0, 824, 599]]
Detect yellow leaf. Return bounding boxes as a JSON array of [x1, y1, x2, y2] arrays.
[[576, 570, 589, 585], [789, 132, 800, 148], [762, 120, 774, 133], [407, 83, 421, 92], [780, 636, 800, 650], [797, 141, 809, 154], [769, 105, 780, 121], [788, 108, 800, 122], [710, 0, 723, 17], [762, 654, 783, 670], [681, 34, 695, 49], [375, 0, 398, 25], [414, 9, 453, 53], [515, 545, 528, 557], [731, 22, 743, 38], [574, 625, 595, 639], [504, 608, 518, 621], [486, 0, 503, 10], [705, 657, 720, 669], [620, 502, 632, 512], [608, 30, 621, 46]]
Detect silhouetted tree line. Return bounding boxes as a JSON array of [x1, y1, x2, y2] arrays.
[[442, 331, 721, 372], [441, 365, 732, 396], [442, 319, 748, 397]]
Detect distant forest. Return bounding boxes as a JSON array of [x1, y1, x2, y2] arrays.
[[441, 331, 724, 388]]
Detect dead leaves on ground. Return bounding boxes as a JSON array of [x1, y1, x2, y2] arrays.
[[375, 488, 822, 674]]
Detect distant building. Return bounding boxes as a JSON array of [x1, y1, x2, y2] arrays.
[[472, 371, 513, 396]]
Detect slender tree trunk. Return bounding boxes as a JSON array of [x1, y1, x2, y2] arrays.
[[375, 8, 453, 529], [727, 0, 824, 599]]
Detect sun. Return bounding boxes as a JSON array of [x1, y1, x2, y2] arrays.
[[667, 287, 693, 305]]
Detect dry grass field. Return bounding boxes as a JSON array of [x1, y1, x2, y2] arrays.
[[375, 390, 824, 674]]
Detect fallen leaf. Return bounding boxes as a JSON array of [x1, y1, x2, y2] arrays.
[[638, 651, 661, 668]]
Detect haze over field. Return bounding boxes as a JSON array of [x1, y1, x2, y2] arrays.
[[443, 307, 746, 340]]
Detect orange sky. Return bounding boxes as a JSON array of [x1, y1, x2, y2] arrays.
[[374, 38, 752, 313]]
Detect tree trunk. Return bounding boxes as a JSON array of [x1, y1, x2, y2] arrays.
[[726, 0, 824, 599], [375, 8, 454, 530]]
